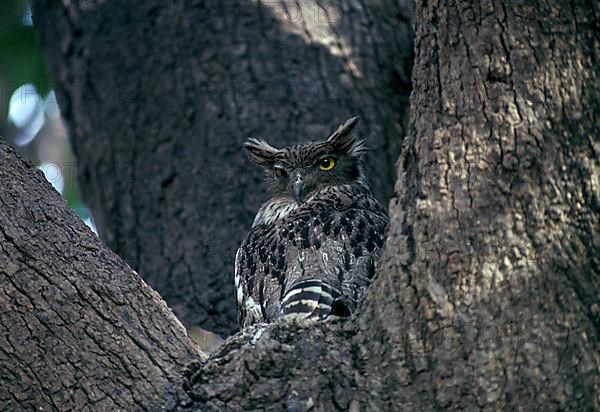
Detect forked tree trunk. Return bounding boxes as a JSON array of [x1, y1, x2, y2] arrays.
[[0, 0, 596, 410], [185, 1, 600, 407]]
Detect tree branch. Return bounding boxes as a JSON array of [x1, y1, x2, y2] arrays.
[[0, 140, 199, 410]]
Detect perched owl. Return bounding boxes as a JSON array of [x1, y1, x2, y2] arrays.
[[235, 116, 389, 328]]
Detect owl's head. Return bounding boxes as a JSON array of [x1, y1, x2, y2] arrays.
[[244, 116, 367, 203]]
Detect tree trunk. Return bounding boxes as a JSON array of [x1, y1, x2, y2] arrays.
[[1, 0, 595, 410], [30, 0, 415, 336], [362, 0, 599, 408], [0, 141, 198, 410]]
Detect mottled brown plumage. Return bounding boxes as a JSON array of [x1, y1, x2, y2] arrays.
[[235, 117, 388, 328]]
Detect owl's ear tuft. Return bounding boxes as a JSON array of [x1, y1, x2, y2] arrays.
[[244, 138, 280, 166], [327, 116, 368, 158]]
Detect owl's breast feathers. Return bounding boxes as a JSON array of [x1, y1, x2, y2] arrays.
[[236, 182, 388, 327]]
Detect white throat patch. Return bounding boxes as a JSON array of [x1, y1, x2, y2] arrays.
[[253, 199, 299, 227]]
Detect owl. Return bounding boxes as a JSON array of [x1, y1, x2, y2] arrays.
[[235, 116, 389, 328]]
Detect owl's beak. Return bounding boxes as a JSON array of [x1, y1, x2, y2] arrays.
[[293, 175, 304, 203]]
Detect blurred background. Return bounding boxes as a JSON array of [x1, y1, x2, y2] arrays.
[[0, 0, 95, 232]]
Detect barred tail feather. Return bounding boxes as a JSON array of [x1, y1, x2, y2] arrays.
[[280, 280, 341, 319]]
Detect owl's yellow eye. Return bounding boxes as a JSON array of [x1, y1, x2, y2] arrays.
[[274, 167, 286, 178], [319, 157, 336, 171]]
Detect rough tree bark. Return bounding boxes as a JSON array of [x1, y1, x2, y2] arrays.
[[183, 1, 600, 409], [0, 141, 198, 410], [1, 0, 596, 410], [30, 0, 415, 336], [367, 0, 599, 408]]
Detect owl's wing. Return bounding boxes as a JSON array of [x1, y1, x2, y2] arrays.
[[237, 190, 388, 327], [235, 246, 265, 327], [271, 205, 388, 320]]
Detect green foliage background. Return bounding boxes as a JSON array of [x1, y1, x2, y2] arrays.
[[1, 0, 91, 226], [0, 0, 50, 97]]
